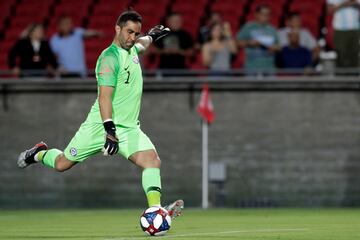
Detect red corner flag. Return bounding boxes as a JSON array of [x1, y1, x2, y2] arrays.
[[197, 83, 215, 124]]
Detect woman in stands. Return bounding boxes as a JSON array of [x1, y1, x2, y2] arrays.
[[201, 21, 237, 74], [8, 23, 57, 77]]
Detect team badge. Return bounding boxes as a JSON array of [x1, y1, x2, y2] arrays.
[[70, 147, 77, 156], [133, 56, 139, 64]]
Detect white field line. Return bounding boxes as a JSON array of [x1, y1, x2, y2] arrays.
[[103, 227, 310, 240]]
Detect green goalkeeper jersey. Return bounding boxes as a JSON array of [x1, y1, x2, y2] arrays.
[[86, 43, 143, 128]]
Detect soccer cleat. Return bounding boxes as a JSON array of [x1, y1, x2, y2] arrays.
[[164, 199, 184, 220], [17, 142, 48, 168]]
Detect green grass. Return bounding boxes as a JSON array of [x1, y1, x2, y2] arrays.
[[0, 209, 359, 240]]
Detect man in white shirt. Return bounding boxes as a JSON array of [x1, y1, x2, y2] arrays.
[[327, 0, 360, 68]]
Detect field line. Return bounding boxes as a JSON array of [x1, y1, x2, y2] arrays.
[[104, 227, 310, 240]]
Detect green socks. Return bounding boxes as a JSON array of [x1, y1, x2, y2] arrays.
[[142, 168, 162, 207], [35, 149, 62, 168]]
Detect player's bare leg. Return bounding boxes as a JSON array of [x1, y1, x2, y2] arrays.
[[129, 149, 184, 219], [129, 149, 161, 169], [53, 154, 77, 172], [18, 142, 76, 172]]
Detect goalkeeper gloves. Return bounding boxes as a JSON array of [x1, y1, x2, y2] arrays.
[[147, 25, 170, 42], [102, 120, 119, 156]]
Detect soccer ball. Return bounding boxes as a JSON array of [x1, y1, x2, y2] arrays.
[[140, 206, 172, 236]]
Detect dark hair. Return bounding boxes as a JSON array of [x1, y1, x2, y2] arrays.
[[57, 14, 71, 24], [208, 22, 225, 42], [166, 11, 181, 20], [25, 23, 43, 39], [287, 11, 300, 20], [116, 11, 142, 27], [255, 4, 270, 13]]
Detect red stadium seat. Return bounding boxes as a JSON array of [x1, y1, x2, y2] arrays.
[[0, 0, 17, 20], [3, 26, 29, 41], [189, 51, 206, 70], [86, 51, 101, 70], [289, 2, 323, 16], [1, 0, 330, 71], [173, 0, 208, 6], [52, 0, 92, 25], [92, 3, 129, 16], [0, 56, 8, 70], [15, 0, 53, 18], [232, 48, 245, 69], [10, 16, 44, 29], [210, 4, 244, 33], [141, 53, 159, 69], [0, 40, 16, 67], [211, 3, 245, 16], [301, 17, 320, 37], [325, 15, 334, 49]]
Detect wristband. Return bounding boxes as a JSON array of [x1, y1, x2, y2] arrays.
[[103, 120, 116, 135]]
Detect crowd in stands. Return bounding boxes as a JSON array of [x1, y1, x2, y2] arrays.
[[1, 0, 359, 77]]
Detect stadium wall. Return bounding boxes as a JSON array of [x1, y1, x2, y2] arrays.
[[1, 78, 360, 208]]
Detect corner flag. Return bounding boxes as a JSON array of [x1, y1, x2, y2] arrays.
[[197, 83, 215, 124], [197, 83, 215, 209]]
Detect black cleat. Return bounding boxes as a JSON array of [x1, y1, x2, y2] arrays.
[[17, 142, 48, 168]]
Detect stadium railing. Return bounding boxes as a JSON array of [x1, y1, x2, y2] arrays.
[[0, 67, 360, 79]]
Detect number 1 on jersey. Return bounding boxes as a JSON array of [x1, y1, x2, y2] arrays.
[[125, 70, 130, 84]]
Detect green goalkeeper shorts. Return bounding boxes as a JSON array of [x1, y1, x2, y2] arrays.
[[64, 121, 155, 162]]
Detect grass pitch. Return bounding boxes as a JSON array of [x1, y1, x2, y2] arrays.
[[0, 208, 359, 240]]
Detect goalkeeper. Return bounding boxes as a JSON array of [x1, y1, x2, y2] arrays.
[[18, 10, 183, 218]]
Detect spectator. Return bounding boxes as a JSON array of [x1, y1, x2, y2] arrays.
[[198, 12, 223, 44], [278, 12, 319, 62], [8, 23, 57, 77], [237, 5, 279, 74], [155, 12, 194, 69], [50, 15, 101, 77], [278, 30, 312, 71], [202, 22, 237, 72], [327, 0, 360, 68]]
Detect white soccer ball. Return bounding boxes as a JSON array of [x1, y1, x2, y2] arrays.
[[140, 206, 172, 236]]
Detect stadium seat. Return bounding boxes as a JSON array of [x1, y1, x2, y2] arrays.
[[86, 51, 100, 70], [0, 0, 54, 58], [0, 40, 15, 69], [232, 48, 245, 69], [0, 55, 7, 70], [325, 15, 334, 49], [0, 0, 17, 28], [189, 51, 206, 70], [15, 0, 53, 18], [92, 2, 129, 16], [0, 0, 330, 71], [52, 0, 92, 24], [141, 53, 159, 70], [289, 1, 323, 17], [210, 0, 246, 34], [10, 16, 44, 29], [301, 17, 320, 37]]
